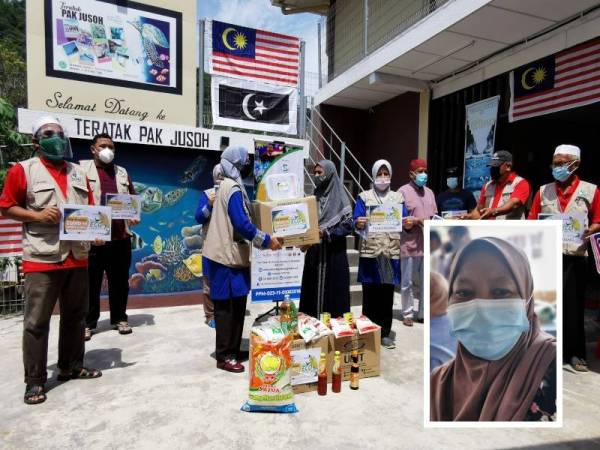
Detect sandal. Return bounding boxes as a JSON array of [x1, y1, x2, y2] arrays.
[[570, 357, 589, 372], [403, 318, 414, 327], [113, 321, 132, 335], [57, 367, 103, 381], [24, 385, 46, 405]]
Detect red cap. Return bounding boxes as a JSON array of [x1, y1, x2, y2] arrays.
[[410, 159, 427, 172]]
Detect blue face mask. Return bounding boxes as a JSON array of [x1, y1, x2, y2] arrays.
[[414, 173, 428, 187], [447, 177, 458, 189], [447, 298, 529, 361], [552, 162, 574, 182]]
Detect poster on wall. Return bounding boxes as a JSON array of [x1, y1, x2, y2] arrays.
[[253, 139, 305, 202], [45, 0, 182, 94], [463, 96, 500, 196]]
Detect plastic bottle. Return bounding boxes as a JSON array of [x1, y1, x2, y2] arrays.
[[317, 352, 327, 396], [350, 350, 359, 390]]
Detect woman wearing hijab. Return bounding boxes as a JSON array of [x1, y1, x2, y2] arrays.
[[300, 160, 353, 318], [430, 237, 557, 422], [429, 271, 458, 370], [203, 147, 282, 373], [354, 160, 410, 349], [195, 163, 224, 328]]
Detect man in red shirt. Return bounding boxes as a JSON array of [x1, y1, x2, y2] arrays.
[[80, 133, 138, 339], [474, 151, 531, 220], [0, 116, 102, 405], [529, 144, 600, 372]]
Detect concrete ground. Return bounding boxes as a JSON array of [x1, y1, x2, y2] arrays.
[[1, 301, 600, 450]]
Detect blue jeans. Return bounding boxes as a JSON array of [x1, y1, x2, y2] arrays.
[[400, 256, 424, 320]]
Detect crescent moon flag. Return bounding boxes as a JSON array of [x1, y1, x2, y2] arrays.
[[509, 36, 600, 122], [210, 76, 298, 134], [209, 20, 300, 87]]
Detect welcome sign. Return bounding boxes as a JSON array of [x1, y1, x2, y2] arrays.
[[26, 0, 197, 126]]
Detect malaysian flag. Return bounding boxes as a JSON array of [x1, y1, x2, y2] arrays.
[[0, 216, 22, 257], [510, 37, 600, 122], [209, 20, 300, 87]]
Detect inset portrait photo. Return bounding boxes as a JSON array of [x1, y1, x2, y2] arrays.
[[425, 221, 562, 427]]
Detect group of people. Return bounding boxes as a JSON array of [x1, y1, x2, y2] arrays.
[[2, 113, 598, 414]]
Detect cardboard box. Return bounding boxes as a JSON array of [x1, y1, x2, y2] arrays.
[[332, 328, 381, 381], [253, 196, 320, 247], [290, 334, 333, 394]]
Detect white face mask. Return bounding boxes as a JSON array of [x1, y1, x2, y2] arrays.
[[98, 147, 115, 164], [374, 176, 391, 191]]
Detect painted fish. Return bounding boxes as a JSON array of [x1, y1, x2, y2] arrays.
[[163, 188, 187, 207], [181, 225, 203, 237], [130, 231, 146, 250], [149, 226, 159, 232], [153, 235, 163, 255], [178, 156, 207, 184], [183, 253, 203, 277], [146, 268, 165, 281]]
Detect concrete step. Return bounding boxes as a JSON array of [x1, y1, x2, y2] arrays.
[[347, 249, 360, 266], [350, 285, 363, 307], [349, 266, 360, 287], [346, 234, 356, 249]]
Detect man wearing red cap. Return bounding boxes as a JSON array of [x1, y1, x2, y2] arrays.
[[474, 150, 531, 220], [398, 159, 437, 325]]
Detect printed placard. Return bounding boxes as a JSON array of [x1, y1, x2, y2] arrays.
[[271, 202, 310, 237], [539, 212, 587, 246], [106, 193, 141, 220], [251, 247, 304, 302], [367, 203, 403, 233], [60, 204, 111, 241], [290, 347, 321, 386], [441, 210, 468, 219]]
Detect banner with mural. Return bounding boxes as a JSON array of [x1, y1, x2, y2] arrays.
[[45, 0, 182, 93], [463, 96, 500, 196], [72, 144, 219, 297], [253, 140, 305, 201]]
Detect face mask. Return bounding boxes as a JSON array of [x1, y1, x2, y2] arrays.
[[39, 135, 69, 161], [314, 174, 326, 186], [552, 161, 575, 182], [489, 166, 501, 181], [414, 173, 428, 187], [447, 298, 529, 361], [374, 176, 391, 191], [447, 177, 458, 189], [98, 147, 115, 164]]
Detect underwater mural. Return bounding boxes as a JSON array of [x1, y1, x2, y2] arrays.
[[72, 142, 220, 297]]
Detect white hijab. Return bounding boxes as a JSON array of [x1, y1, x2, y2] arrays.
[[371, 159, 392, 200]]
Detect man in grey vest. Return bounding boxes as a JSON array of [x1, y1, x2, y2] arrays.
[[529, 144, 600, 372], [474, 151, 531, 220], [80, 133, 138, 339], [0, 116, 103, 405]]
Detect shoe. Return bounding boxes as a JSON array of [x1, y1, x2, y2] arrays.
[[217, 359, 245, 373], [112, 321, 133, 335], [84, 327, 92, 341], [570, 356, 589, 372], [381, 336, 396, 349], [207, 319, 216, 329], [403, 318, 413, 327]]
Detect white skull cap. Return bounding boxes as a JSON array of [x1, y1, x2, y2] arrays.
[[32, 115, 62, 135], [554, 144, 580, 159]]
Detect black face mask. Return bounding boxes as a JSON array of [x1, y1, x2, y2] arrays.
[[489, 166, 501, 181], [240, 163, 253, 179]]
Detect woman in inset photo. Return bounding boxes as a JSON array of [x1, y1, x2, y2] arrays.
[[430, 237, 557, 422]]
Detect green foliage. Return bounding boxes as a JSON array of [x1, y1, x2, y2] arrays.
[[0, 0, 25, 59], [0, 0, 27, 108], [0, 97, 31, 190]]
